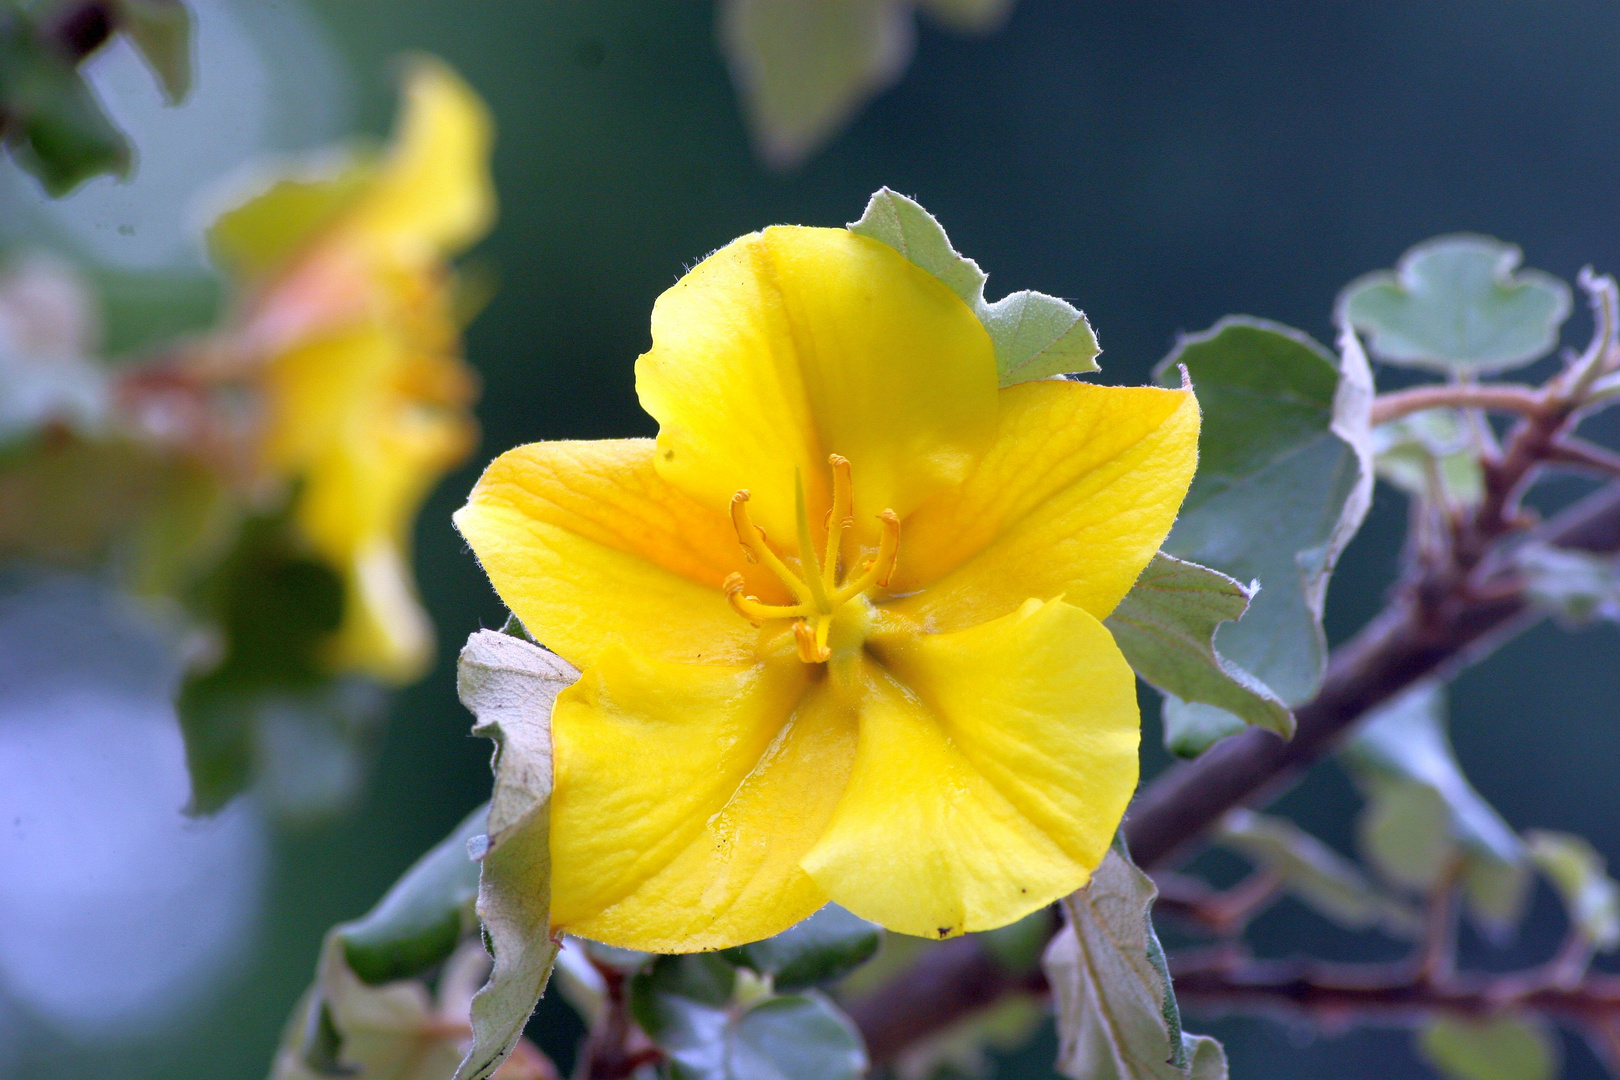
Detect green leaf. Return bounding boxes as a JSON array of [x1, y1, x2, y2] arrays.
[[1338, 235, 1571, 374], [1152, 319, 1373, 752], [1044, 841, 1228, 1080], [112, 0, 193, 103], [1216, 809, 1422, 937], [337, 804, 488, 985], [1104, 552, 1293, 757], [1526, 830, 1620, 951], [1370, 408, 1485, 507], [1342, 682, 1530, 938], [176, 512, 384, 819], [721, 904, 881, 992], [717, 0, 912, 170], [1514, 542, 1620, 626], [0, 15, 131, 196], [849, 188, 1101, 384], [727, 995, 868, 1080], [1417, 1015, 1558, 1080], [978, 908, 1059, 978], [451, 629, 579, 1080], [632, 955, 867, 1080]]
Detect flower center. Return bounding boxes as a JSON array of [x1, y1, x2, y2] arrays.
[[723, 454, 900, 664]]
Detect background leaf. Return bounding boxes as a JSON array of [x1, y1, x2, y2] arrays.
[[717, 0, 913, 171], [1216, 809, 1421, 937], [112, 0, 194, 104], [1044, 843, 1228, 1080], [1526, 830, 1620, 951], [1342, 682, 1529, 938], [452, 628, 578, 1080], [1417, 1015, 1559, 1080], [337, 804, 487, 985], [721, 904, 881, 992], [849, 187, 1100, 383], [1370, 408, 1484, 507], [1338, 235, 1571, 374], [1514, 542, 1620, 627], [1152, 319, 1373, 754], [1104, 552, 1293, 757]]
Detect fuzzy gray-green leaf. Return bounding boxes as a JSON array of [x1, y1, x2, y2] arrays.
[[1151, 319, 1372, 753], [849, 188, 1100, 383], [1338, 235, 1571, 374], [1526, 830, 1620, 951], [1045, 843, 1228, 1080], [451, 630, 579, 1080], [1106, 553, 1292, 756], [1417, 1015, 1558, 1080]]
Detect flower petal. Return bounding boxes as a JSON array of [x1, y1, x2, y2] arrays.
[[347, 56, 495, 268], [636, 226, 997, 545], [888, 380, 1198, 630], [802, 599, 1138, 938], [454, 438, 791, 669], [550, 646, 856, 952], [268, 324, 474, 682]]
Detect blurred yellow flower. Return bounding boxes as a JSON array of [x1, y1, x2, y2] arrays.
[[456, 226, 1199, 950], [208, 57, 494, 684]]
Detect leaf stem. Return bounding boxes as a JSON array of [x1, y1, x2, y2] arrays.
[[1369, 384, 1543, 426]]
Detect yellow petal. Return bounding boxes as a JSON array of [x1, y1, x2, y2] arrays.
[[889, 380, 1199, 630], [802, 599, 1139, 937], [268, 323, 474, 682], [453, 438, 792, 670], [550, 646, 856, 952], [347, 56, 495, 268], [636, 226, 997, 545]]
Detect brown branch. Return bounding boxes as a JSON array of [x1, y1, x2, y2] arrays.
[[1169, 949, 1620, 1031], [1369, 383, 1544, 426], [572, 963, 659, 1080]]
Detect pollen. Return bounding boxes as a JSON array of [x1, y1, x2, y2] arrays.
[[724, 454, 901, 663]]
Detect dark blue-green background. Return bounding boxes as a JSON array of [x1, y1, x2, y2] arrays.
[[9, 1, 1620, 1076]]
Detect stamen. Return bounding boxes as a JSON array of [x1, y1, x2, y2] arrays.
[[793, 469, 834, 612], [833, 510, 902, 604], [724, 572, 811, 626], [794, 620, 831, 663], [731, 491, 812, 604], [822, 454, 853, 596]]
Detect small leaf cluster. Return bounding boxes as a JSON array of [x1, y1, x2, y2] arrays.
[[0, 0, 192, 196]]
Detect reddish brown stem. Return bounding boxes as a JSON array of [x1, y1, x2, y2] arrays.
[[1369, 383, 1544, 426]]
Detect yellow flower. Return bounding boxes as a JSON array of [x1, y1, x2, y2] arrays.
[[455, 226, 1199, 950], [209, 58, 494, 684]]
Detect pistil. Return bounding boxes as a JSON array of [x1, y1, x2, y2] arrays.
[[722, 455, 902, 664]]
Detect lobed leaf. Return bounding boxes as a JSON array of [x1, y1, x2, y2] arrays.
[[1044, 842, 1228, 1080], [1216, 809, 1422, 937], [1152, 320, 1373, 755], [721, 903, 881, 992], [849, 187, 1100, 384], [1526, 830, 1620, 951], [1342, 683, 1529, 938], [1338, 235, 1571, 374], [451, 628, 579, 1080], [1417, 1015, 1559, 1080], [1104, 552, 1293, 757], [0, 18, 130, 196]]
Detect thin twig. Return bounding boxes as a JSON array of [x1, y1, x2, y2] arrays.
[[1369, 384, 1543, 426]]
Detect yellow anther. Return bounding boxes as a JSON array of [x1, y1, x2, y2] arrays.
[[724, 572, 810, 626], [834, 509, 901, 604], [823, 454, 853, 596], [794, 620, 831, 663], [723, 462, 901, 664], [730, 491, 812, 605]]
